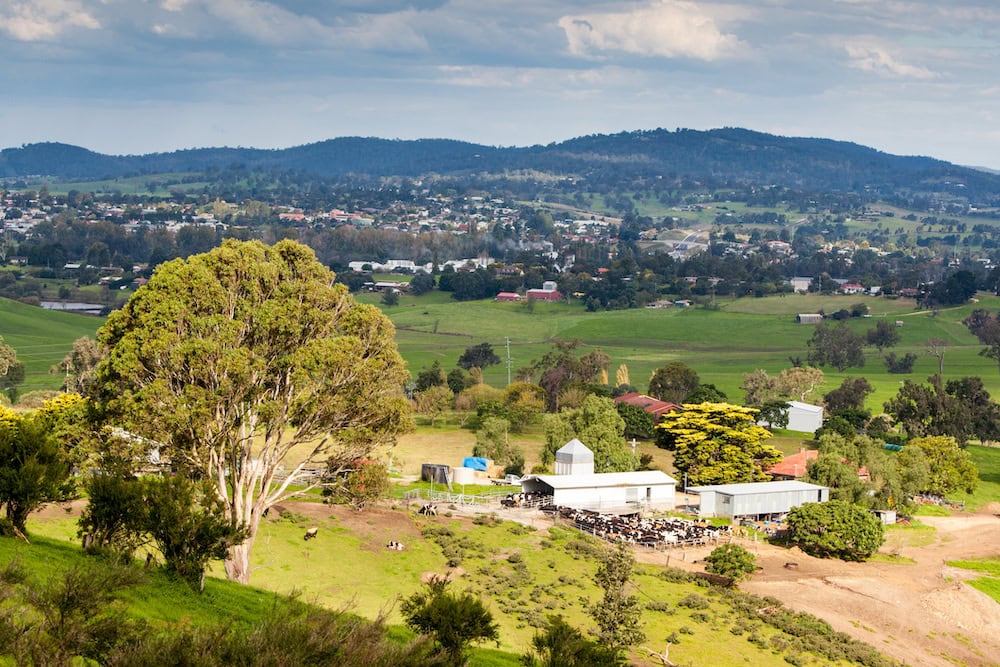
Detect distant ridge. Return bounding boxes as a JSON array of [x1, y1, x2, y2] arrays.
[[3, 128, 999, 197]]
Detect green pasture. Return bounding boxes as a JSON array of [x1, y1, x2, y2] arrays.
[[377, 290, 1000, 411], [24, 509, 876, 667], [0, 297, 104, 393], [8, 285, 1000, 410], [955, 445, 1000, 510]]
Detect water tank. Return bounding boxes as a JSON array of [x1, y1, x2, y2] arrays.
[[452, 466, 476, 486]]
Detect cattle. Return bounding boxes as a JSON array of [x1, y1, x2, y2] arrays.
[[418, 504, 438, 516], [304, 526, 319, 540]]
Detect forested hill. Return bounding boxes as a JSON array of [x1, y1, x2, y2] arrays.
[[3, 128, 999, 198]]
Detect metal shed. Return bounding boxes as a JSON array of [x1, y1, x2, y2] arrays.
[[521, 470, 677, 512], [687, 480, 829, 519]]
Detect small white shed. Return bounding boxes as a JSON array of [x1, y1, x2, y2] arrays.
[[521, 470, 677, 512], [785, 401, 824, 433]]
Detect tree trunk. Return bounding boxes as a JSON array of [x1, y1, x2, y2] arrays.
[[225, 534, 256, 584]]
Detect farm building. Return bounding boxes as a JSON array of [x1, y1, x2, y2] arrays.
[[520, 470, 677, 512], [495, 291, 522, 302], [768, 448, 870, 481], [687, 480, 829, 519], [757, 401, 823, 433], [785, 401, 824, 433], [796, 313, 823, 324]]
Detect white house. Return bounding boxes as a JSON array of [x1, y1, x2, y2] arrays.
[[520, 470, 677, 512]]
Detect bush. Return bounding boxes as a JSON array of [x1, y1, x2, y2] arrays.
[[784, 501, 884, 561], [677, 594, 710, 610], [704, 544, 757, 582]]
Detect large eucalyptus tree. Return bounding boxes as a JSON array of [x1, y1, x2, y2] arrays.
[[93, 239, 411, 583]]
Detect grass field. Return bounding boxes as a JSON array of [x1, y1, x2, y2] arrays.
[[23, 508, 886, 667], [0, 297, 105, 394], [956, 445, 1000, 510], [5, 287, 1000, 412], [371, 289, 1000, 411]]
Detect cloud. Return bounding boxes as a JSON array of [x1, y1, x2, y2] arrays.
[[845, 42, 938, 79], [0, 0, 100, 41], [558, 0, 744, 61]]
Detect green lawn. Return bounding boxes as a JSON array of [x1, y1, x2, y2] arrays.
[[955, 445, 1000, 510], [0, 297, 104, 394], [946, 557, 1000, 605]]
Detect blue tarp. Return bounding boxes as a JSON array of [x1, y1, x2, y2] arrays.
[[462, 457, 489, 471]]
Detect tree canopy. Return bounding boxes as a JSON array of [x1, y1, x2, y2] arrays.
[[542, 395, 637, 473], [647, 362, 699, 404], [807, 322, 865, 371], [784, 500, 884, 561], [656, 402, 781, 485], [457, 342, 501, 370], [91, 239, 411, 584]]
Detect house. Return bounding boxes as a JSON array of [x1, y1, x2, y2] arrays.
[[526, 288, 562, 302], [796, 313, 823, 324], [495, 292, 522, 302], [790, 276, 812, 293], [613, 392, 679, 421], [687, 480, 829, 519], [842, 283, 864, 295], [768, 448, 870, 482], [767, 448, 819, 480]]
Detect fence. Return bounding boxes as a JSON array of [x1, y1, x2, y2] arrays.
[[402, 488, 511, 506]]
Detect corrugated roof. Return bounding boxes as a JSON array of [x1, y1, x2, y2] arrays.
[[523, 470, 677, 489], [687, 480, 827, 495], [787, 401, 823, 413]]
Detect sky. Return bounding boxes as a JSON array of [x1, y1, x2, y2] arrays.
[[1, 0, 998, 168]]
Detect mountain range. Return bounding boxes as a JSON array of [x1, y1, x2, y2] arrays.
[[2, 128, 999, 200]]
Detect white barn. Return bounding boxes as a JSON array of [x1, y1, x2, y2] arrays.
[[687, 480, 829, 519], [521, 470, 677, 512]]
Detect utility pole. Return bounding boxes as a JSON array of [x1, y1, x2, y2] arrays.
[[505, 336, 512, 386]]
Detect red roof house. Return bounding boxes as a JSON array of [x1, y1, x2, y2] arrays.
[[613, 392, 679, 421]]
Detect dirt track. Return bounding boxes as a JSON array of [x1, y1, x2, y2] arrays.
[[635, 507, 1000, 667]]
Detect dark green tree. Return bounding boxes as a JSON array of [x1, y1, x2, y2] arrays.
[[0, 411, 73, 537], [410, 272, 435, 295], [704, 544, 757, 582], [457, 342, 501, 370], [616, 402, 655, 440], [823, 377, 873, 415], [521, 615, 621, 666], [784, 500, 884, 561], [141, 475, 246, 591], [807, 322, 865, 371], [590, 542, 645, 655], [647, 362, 699, 404], [865, 321, 900, 355], [401, 576, 499, 666]]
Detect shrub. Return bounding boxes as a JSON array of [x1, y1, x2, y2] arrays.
[[677, 594, 710, 610], [704, 544, 757, 581]]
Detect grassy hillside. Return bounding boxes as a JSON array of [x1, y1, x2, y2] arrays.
[[0, 297, 103, 394], [24, 506, 898, 667]]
